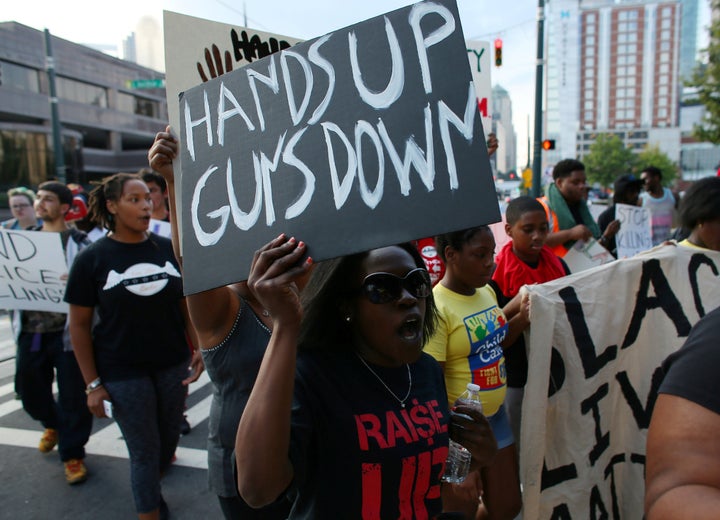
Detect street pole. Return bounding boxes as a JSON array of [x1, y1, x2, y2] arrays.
[[531, 0, 545, 198], [44, 29, 66, 184]]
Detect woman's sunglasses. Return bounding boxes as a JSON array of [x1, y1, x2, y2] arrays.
[[358, 268, 432, 304]]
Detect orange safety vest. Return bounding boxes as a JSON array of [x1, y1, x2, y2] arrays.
[[537, 196, 569, 257]]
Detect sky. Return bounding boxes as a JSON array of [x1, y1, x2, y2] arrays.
[[4, 0, 683, 169]]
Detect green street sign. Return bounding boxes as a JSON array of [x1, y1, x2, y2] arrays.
[[127, 78, 165, 89]]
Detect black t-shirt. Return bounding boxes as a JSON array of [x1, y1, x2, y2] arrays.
[[287, 350, 449, 519], [659, 306, 720, 414], [597, 205, 618, 257], [64, 234, 189, 381]]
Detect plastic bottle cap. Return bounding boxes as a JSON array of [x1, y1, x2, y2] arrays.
[[466, 383, 480, 392]]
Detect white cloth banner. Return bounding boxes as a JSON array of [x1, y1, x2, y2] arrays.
[[520, 243, 720, 518]]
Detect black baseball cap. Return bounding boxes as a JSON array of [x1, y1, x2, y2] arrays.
[[614, 174, 643, 198]]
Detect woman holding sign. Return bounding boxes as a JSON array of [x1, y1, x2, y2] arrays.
[[234, 235, 497, 517], [65, 173, 203, 520], [149, 129, 296, 519]]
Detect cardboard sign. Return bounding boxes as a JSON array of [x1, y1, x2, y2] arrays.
[[177, 0, 499, 294], [163, 11, 303, 251], [521, 245, 720, 518], [615, 203, 653, 258], [562, 237, 614, 272], [149, 219, 172, 238], [465, 40, 492, 137], [0, 229, 69, 312]]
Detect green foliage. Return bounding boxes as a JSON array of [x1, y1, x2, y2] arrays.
[[583, 134, 637, 188], [685, 0, 720, 144], [635, 145, 678, 186]]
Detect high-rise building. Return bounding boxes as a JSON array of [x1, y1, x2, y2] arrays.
[[492, 84, 517, 175], [544, 0, 683, 172]]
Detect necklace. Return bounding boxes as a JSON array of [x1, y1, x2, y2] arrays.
[[356, 353, 412, 408]]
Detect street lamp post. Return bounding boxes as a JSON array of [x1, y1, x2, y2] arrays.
[[531, 0, 545, 197], [44, 29, 66, 184]]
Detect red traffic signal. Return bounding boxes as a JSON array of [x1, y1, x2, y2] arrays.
[[494, 38, 502, 67], [542, 139, 556, 150]]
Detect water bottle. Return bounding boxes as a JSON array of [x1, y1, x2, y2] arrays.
[[442, 383, 483, 484], [455, 382, 484, 415], [441, 440, 472, 484]]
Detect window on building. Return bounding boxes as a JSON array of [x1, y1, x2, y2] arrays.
[[56, 77, 107, 107], [585, 88, 594, 99], [617, 99, 626, 109], [0, 60, 40, 93], [627, 77, 636, 87], [585, 79, 594, 89], [659, 86, 668, 96], [627, 21, 638, 31], [662, 6, 672, 17], [628, 32, 637, 43], [660, 64, 669, 74], [585, 46, 595, 57], [618, 66, 627, 76], [658, 97, 667, 107], [619, 22, 628, 32], [661, 18, 671, 29], [659, 75, 668, 85], [619, 11, 628, 21], [628, 43, 637, 54], [658, 108, 668, 118], [618, 33, 627, 43], [586, 36, 595, 46], [660, 41, 670, 52], [586, 13, 596, 23], [585, 68, 595, 78], [629, 10, 639, 20], [116, 92, 160, 118], [626, 54, 636, 65], [585, 111, 594, 121], [584, 100, 594, 110], [617, 77, 626, 87], [627, 66, 636, 75], [587, 24, 596, 35], [617, 55, 627, 66], [661, 30, 671, 40]]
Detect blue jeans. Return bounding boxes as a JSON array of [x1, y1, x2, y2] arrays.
[[16, 330, 92, 461], [103, 360, 188, 514]]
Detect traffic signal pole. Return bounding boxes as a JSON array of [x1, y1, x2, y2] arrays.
[[531, 0, 545, 198]]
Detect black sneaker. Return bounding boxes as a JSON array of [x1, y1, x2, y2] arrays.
[[180, 416, 191, 436], [159, 496, 169, 520]]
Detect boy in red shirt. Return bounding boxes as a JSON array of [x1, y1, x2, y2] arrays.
[[491, 196, 570, 446]]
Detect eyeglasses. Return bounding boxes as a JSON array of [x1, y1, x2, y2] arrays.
[[11, 204, 31, 210], [358, 268, 432, 304]]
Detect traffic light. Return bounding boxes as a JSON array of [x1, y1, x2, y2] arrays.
[[494, 38, 502, 67], [542, 139, 556, 151]]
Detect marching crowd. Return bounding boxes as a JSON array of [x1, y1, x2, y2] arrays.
[[4, 127, 720, 519]]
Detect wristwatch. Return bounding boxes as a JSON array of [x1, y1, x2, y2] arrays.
[[85, 377, 103, 395]]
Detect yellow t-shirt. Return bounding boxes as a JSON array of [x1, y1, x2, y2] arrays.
[[425, 283, 508, 414]]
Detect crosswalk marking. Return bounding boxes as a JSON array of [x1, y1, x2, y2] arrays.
[[0, 366, 215, 469]]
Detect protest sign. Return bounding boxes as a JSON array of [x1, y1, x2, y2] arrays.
[[562, 237, 614, 272], [149, 219, 172, 238], [465, 40, 492, 137], [0, 229, 69, 313], [177, 0, 500, 294], [520, 244, 720, 518], [164, 11, 302, 146], [615, 203, 653, 258]]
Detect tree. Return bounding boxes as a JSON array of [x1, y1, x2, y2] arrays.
[[685, 0, 720, 144], [635, 145, 678, 187], [583, 133, 637, 188]]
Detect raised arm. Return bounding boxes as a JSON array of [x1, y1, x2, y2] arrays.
[[148, 127, 240, 347], [235, 235, 312, 507]]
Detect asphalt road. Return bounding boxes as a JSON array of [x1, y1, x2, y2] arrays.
[[0, 316, 223, 520]]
